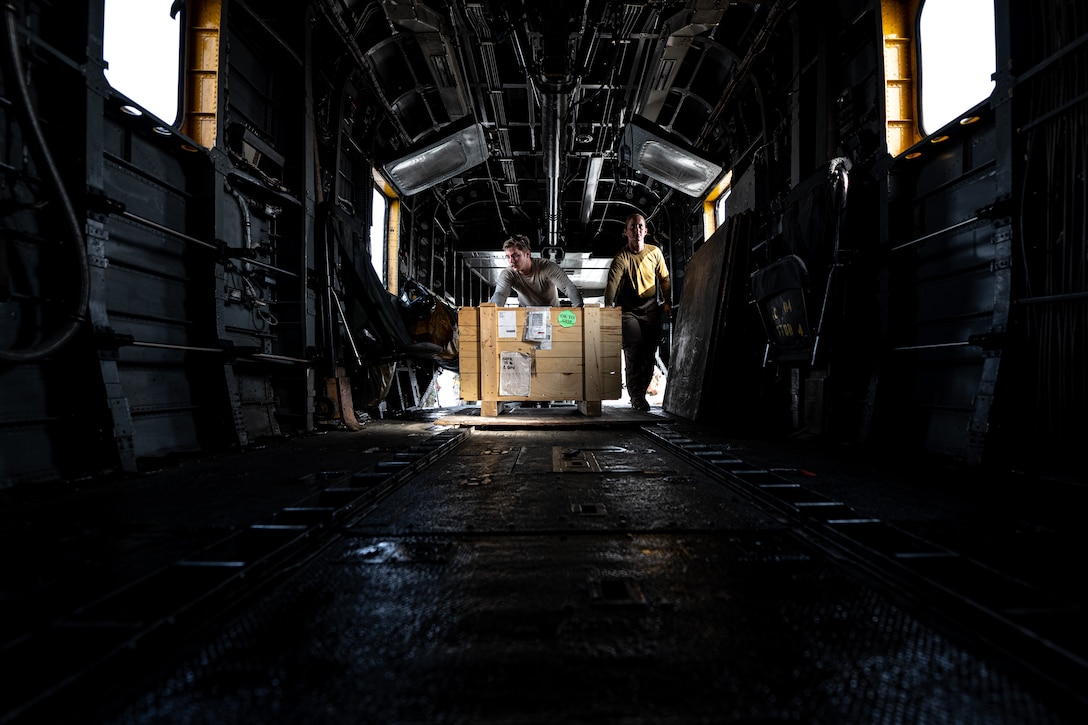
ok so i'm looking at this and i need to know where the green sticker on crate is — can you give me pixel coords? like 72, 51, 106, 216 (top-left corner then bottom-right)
557, 309, 577, 327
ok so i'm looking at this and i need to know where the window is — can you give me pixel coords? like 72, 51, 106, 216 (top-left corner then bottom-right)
370, 187, 388, 286
702, 170, 733, 241
371, 170, 401, 295
103, 0, 182, 124
918, 0, 995, 134
714, 187, 732, 228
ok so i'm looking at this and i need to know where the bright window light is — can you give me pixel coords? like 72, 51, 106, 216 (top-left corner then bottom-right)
103, 0, 181, 124
715, 187, 731, 227
918, 0, 995, 134
371, 188, 388, 286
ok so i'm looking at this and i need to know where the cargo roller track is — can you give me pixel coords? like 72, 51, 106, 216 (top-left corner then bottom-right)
0, 429, 468, 724
641, 423, 1088, 712
3, 420, 1085, 722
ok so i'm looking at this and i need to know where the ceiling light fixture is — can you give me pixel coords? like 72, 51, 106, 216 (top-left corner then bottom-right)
382, 122, 489, 196
580, 155, 604, 224
622, 115, 723, 197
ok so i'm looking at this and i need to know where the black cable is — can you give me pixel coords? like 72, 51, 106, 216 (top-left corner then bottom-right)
0, 3, 90, 362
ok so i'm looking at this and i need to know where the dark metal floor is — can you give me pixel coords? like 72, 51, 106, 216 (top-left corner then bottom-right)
1, 403, 1085, 724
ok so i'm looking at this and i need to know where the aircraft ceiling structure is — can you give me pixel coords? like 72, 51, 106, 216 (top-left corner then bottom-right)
312, 0, 768, 294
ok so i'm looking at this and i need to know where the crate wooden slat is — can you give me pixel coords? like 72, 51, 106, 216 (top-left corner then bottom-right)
458, 304, 622, 416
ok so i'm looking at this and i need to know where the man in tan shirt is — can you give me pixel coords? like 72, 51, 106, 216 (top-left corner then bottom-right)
603, 213, 671, 411
489, 235, 583, 307
489, 234, 582, 409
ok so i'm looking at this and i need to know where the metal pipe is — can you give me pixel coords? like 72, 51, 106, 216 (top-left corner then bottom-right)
120, 209, 218, 251
1014, 290, 1088, 306
251, 353, 313, 364
229, 255, 299, 278
541, 90, 567, 247
131, 341, 224, 353
889, 216, 979, 253
1012, 27, 1088, 86
1018, 88, 1088, 134
891, 341, 972, 352
233, 0, 303, 67
330, 288, 362, 368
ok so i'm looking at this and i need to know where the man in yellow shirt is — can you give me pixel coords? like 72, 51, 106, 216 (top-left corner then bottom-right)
603, 213, 671, 411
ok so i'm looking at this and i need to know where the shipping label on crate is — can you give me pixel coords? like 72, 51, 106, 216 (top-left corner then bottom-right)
498, 351, 532, 396
497, 310, 518, 338
523, 307, 552, 349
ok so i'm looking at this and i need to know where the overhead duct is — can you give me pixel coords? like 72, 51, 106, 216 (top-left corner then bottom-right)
640, 1, 725, 123
536, 12, 576, 250
541, 88, 568, 248
382, 1, 469, 121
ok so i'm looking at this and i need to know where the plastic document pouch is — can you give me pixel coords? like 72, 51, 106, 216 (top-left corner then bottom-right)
524, 308, 550, 343
499, 351, 532, 396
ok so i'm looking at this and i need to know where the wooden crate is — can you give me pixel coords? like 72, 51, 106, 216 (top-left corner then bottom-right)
458, 304, 622, 416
